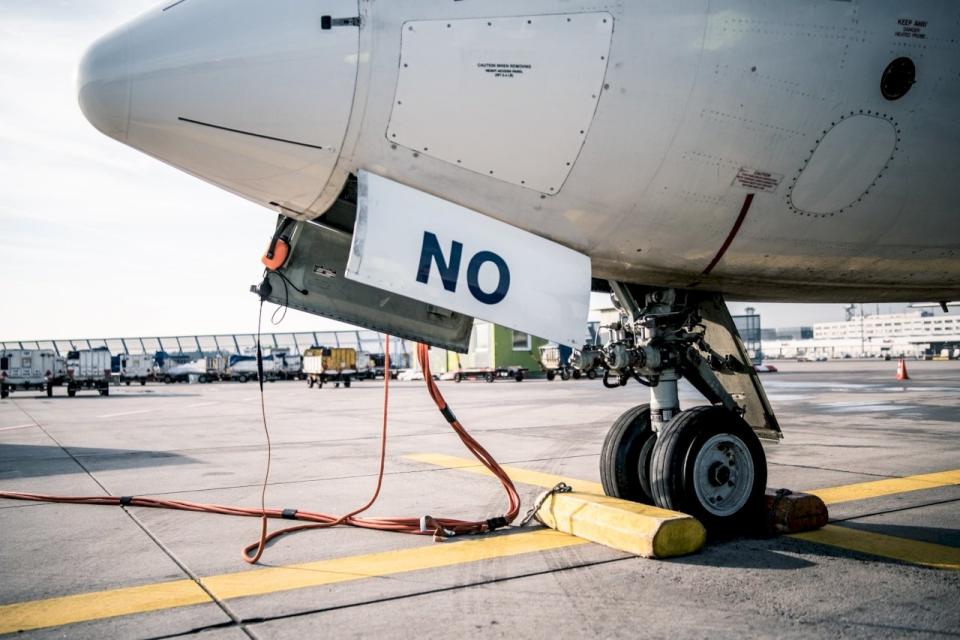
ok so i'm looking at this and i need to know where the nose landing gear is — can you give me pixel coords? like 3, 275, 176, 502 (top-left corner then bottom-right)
581, 284, 779, 534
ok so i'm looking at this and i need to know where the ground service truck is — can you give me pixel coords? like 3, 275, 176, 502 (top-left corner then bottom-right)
1, 350, 65, 398
65, 349, 112, 397
303, 347, 357, 388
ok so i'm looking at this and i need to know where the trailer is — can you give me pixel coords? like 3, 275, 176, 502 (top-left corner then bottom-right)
371, 352, 409, 379
356, 351, 376, 380
113, 353, 154, 385
538, 344, 598, 380
265, 347, 303, 381
303, 347, 357, 388
452, 367, 527, 383
65, 349, 112, 397
226, 354, 273, 383
1, 349, 65, 398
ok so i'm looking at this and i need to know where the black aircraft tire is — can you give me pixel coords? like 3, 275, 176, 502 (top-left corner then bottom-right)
560, 370, 571, 381
484, 372, 495, 383
650, 406, 766, 537
586, 369, 597, 380
546, 370, 555, 381
599, 404, 655, 504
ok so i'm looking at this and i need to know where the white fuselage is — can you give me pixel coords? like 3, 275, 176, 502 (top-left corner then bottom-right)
78, 1, 960, 302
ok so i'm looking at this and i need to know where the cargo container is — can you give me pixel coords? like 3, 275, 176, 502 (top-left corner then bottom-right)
303, 347, 357, 388
65, 349, 112, 397
1, 349, 65, 398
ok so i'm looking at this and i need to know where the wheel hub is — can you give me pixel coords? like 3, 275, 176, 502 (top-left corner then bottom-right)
692, 433, 754, 516
708, 461, 731, 486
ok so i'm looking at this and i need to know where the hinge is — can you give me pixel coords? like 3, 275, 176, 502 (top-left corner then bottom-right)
321, 15, 361, 29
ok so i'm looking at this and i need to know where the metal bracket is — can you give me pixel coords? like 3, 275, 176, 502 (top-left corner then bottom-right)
321, 16, 361, 29
609, 281, 643, 327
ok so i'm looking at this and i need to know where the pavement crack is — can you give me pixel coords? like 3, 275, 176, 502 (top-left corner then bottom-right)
8, 401, 260, 640
830, 496, 960, 523
238, 556, 630, 629
768, 461, 903, 479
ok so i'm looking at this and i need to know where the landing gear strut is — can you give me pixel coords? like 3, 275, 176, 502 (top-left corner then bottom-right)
578, 284, 780, 534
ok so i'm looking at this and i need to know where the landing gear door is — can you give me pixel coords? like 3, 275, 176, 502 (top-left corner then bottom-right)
255, 218, 475, 353
698, 295, 782, 440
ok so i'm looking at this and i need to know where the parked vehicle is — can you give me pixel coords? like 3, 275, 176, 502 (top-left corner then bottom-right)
1, 349, 65, 398
371, 352, 410, 378
538, 343, 600, 381
303, 347, 357, 388
278, 350, 304, 380
452, 367, 527, 383
356, 351, 376, 380
113, 353, 154, 385
65, 349, 112, 397
225, 353, 277, 383
158, 352, 228, 383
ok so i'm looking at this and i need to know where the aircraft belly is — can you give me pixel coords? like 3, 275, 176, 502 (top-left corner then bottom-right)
346, 1, 960, 301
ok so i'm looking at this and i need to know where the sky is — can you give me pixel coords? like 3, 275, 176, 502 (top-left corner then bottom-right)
0, 1, 917, 343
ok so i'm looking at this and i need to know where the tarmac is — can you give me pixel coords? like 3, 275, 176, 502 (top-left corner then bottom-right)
1, 359, 958, 639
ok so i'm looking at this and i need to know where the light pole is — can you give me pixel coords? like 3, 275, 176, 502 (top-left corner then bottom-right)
860, 304, 866, 357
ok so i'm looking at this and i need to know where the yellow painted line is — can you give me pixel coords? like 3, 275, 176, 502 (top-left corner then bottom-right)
409, 455, 960, 509
5, 461, 960, 634
410, 453, 960, 571
405, 453, 605, 495
791, 525, 960, 571
0, 529, 586, 635
0, 580, 210, 635
809, 469, 960, 505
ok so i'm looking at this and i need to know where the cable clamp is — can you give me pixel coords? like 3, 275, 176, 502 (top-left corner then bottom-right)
119, 496, 134, 506
520, 482, 573, 527
485, 516, 509, 532
281, 508, 299, 520
440, 406, 457, 424
420, 515, 456, 541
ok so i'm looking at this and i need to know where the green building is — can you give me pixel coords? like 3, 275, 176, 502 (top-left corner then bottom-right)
441, 321, 549, 374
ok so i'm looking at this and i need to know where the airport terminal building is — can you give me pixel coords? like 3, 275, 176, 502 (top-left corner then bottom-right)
762, 311, 960, 359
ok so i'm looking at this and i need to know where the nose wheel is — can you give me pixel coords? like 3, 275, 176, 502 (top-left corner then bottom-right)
599, 405, 766, 534
650, 406, 766, 534
599, 404, 655, 504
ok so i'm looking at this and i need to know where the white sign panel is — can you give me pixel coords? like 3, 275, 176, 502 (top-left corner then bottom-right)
346, 172, 591, 347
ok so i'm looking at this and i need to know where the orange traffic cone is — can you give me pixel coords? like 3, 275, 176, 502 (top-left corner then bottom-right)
896, 358, 910, 381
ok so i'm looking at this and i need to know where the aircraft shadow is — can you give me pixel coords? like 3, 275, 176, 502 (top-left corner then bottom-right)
0, 444, 194, 479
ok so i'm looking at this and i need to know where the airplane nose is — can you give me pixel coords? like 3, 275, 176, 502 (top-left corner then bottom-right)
77, 28, 131, 141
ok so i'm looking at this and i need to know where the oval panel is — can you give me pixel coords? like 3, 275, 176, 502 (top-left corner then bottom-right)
789, 114, 897, 216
